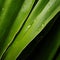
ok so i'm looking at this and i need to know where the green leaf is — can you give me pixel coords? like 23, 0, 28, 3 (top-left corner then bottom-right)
25, 13, 60, 60
0, 0, 5, 14
2, 0, 60, 60
17, 12, 59, 60
0, 0, 35, 59
0, 0, 24, 40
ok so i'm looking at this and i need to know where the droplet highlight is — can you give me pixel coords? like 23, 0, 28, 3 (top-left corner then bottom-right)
27, 25, 31, 29
2, 8, 4, 11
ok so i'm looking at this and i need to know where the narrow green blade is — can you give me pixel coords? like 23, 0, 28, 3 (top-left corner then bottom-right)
2, 0, 60, 60
0, 0, 5, 15
26, 13, 60, 60
0, 0, 35, 59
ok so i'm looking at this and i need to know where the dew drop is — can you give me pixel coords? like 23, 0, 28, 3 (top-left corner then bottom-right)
42, 24, 44, 27
27, 25, 31, 29
24, 25, 31, 33
25, 25, 31, 32
2, 8, 4, 11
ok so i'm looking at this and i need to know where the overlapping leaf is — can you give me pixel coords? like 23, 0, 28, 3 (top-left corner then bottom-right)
0, 0, 60, 60
1, 0, 60, 60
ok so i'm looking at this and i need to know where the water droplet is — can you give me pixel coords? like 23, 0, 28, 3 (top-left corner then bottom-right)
2, 8, 4, 11
25, 25, 31, 32
42, 24, 44, 27
27, 25, 31, 29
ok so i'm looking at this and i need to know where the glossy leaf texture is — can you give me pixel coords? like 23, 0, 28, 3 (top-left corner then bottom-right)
17, 12, 60, 60
1, 0, 60, 60
0, 0, 35, 59
25, 12, 60, 60
0, 0, 60, 60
